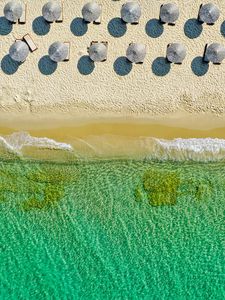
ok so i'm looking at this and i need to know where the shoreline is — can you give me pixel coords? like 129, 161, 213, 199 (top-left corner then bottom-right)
1, 113, 225, 161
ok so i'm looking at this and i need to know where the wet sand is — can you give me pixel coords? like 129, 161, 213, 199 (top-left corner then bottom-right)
1, 112, 225, 139
1, 113, 225, 159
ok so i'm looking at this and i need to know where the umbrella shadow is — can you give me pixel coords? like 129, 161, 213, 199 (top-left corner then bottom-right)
191, 56, 209, 76
38, 55, 57, 75
0, 17, 13, 35
113, 56, 132, 76
145, 19, 164, 38
1, 55, 20, 75
70, 17, 88, 36
184, 18, 203, 39
220, 21, 225, 37
108, 17, 127, 37
32, 16, 50, 36
152, 57, 171, 76
77, 55, 95, 75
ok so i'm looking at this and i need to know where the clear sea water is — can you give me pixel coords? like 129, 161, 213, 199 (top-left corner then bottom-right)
0, 158, 224, 299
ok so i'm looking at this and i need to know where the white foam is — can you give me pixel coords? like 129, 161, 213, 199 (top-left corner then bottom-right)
0, 132, 225, 162
1, 132, 73, 155
147, 137, 225, 161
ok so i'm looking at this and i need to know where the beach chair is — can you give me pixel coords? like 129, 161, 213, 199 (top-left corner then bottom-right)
56, 0, 64, 23
168, 21, 176, 26
203, 44, 208, 63
101, 41, 108, 61
19, 3, 27, 24
159, 4, 165, 24
131, 20, 139, 25
64, 42, 70, 61
93, 4, 102, 24
23, 34, 38, 52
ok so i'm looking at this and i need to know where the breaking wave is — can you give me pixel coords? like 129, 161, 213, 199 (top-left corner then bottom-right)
0, 132, 225, 162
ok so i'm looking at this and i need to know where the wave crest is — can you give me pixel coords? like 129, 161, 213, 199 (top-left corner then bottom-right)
0, 132, 225, 162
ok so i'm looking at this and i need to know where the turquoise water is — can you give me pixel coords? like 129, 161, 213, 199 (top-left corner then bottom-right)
0, 158, 225, 299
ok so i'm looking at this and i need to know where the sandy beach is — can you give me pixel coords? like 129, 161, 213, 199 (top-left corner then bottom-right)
1, 0, 225, 119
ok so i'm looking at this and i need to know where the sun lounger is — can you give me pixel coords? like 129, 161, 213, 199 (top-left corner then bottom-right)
93, 4, 102, 24
159, 4, 164, 24
23, 34, 38, 52
56, 0, 63, 23
197, 4, 203, 23
19, 3, 27, 24
203, 44, 208, 63
131, 20, 139, 25
101, 41, 108, 61
64, 42, 70, 61
90, 41, 98, 45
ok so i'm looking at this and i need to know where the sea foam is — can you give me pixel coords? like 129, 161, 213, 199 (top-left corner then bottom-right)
147, 137, 225, 161
0, 132, 225, 162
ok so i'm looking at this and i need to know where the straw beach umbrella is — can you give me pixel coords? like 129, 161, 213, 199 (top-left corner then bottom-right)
160, 3, 179, 24
48, 42, 68, 62
198, 3, 220, 24
42, 1, 62, 22
121, 2, 141, 23
4, 1, 23, 22
126, 43, 146, 63
166, 43, 187, 63
9, 40, 29, 62
88, 43, 107, 62
82, 2, 102, 22
204, 43, 225, 63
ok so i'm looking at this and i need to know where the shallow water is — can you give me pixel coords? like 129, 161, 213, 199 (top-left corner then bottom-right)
0, 158, 224, 299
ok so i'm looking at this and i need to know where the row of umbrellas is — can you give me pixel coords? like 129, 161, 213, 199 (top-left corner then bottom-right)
3, 1, 222, 25
8, 40, 225, 64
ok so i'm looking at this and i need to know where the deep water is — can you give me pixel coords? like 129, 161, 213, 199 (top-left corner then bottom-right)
0, 159, 224, 299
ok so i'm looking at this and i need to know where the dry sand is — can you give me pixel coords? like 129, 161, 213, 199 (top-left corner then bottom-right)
0, 0, 225, 121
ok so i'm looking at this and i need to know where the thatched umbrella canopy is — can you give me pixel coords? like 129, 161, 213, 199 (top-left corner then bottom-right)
4, 1, 23, 22
121, 2, 141, 23
160, 3, 179, 24
166, 43, 187, 63
82, 2, 102, 22
126, 43, 146, 63
48, 42, 68, 62
9, 40, 29, 62
198, 3, 220, 24
88, 43, 107, 62
42, 1, 62, 22
205, 43, 225, 63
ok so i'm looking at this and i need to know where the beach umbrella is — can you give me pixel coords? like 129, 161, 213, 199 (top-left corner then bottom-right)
160, 3, 179, 24
4, 1, 23, 22
126, 43, 146, 63
198, 3, 220, 24
204, 43, 225, 63
121, 2, 141, 23
82, 2, 102, 22
88, 43, 107, 62
48, 42, 68, 62
166, 43, 187, 63
9, 40, 29, 62
42, 1, 62, 22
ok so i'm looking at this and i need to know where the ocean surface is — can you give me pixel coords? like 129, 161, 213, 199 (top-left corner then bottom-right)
0, 133, 225, 299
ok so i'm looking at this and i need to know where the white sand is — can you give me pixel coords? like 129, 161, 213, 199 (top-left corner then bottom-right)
1, 0, 225, 118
